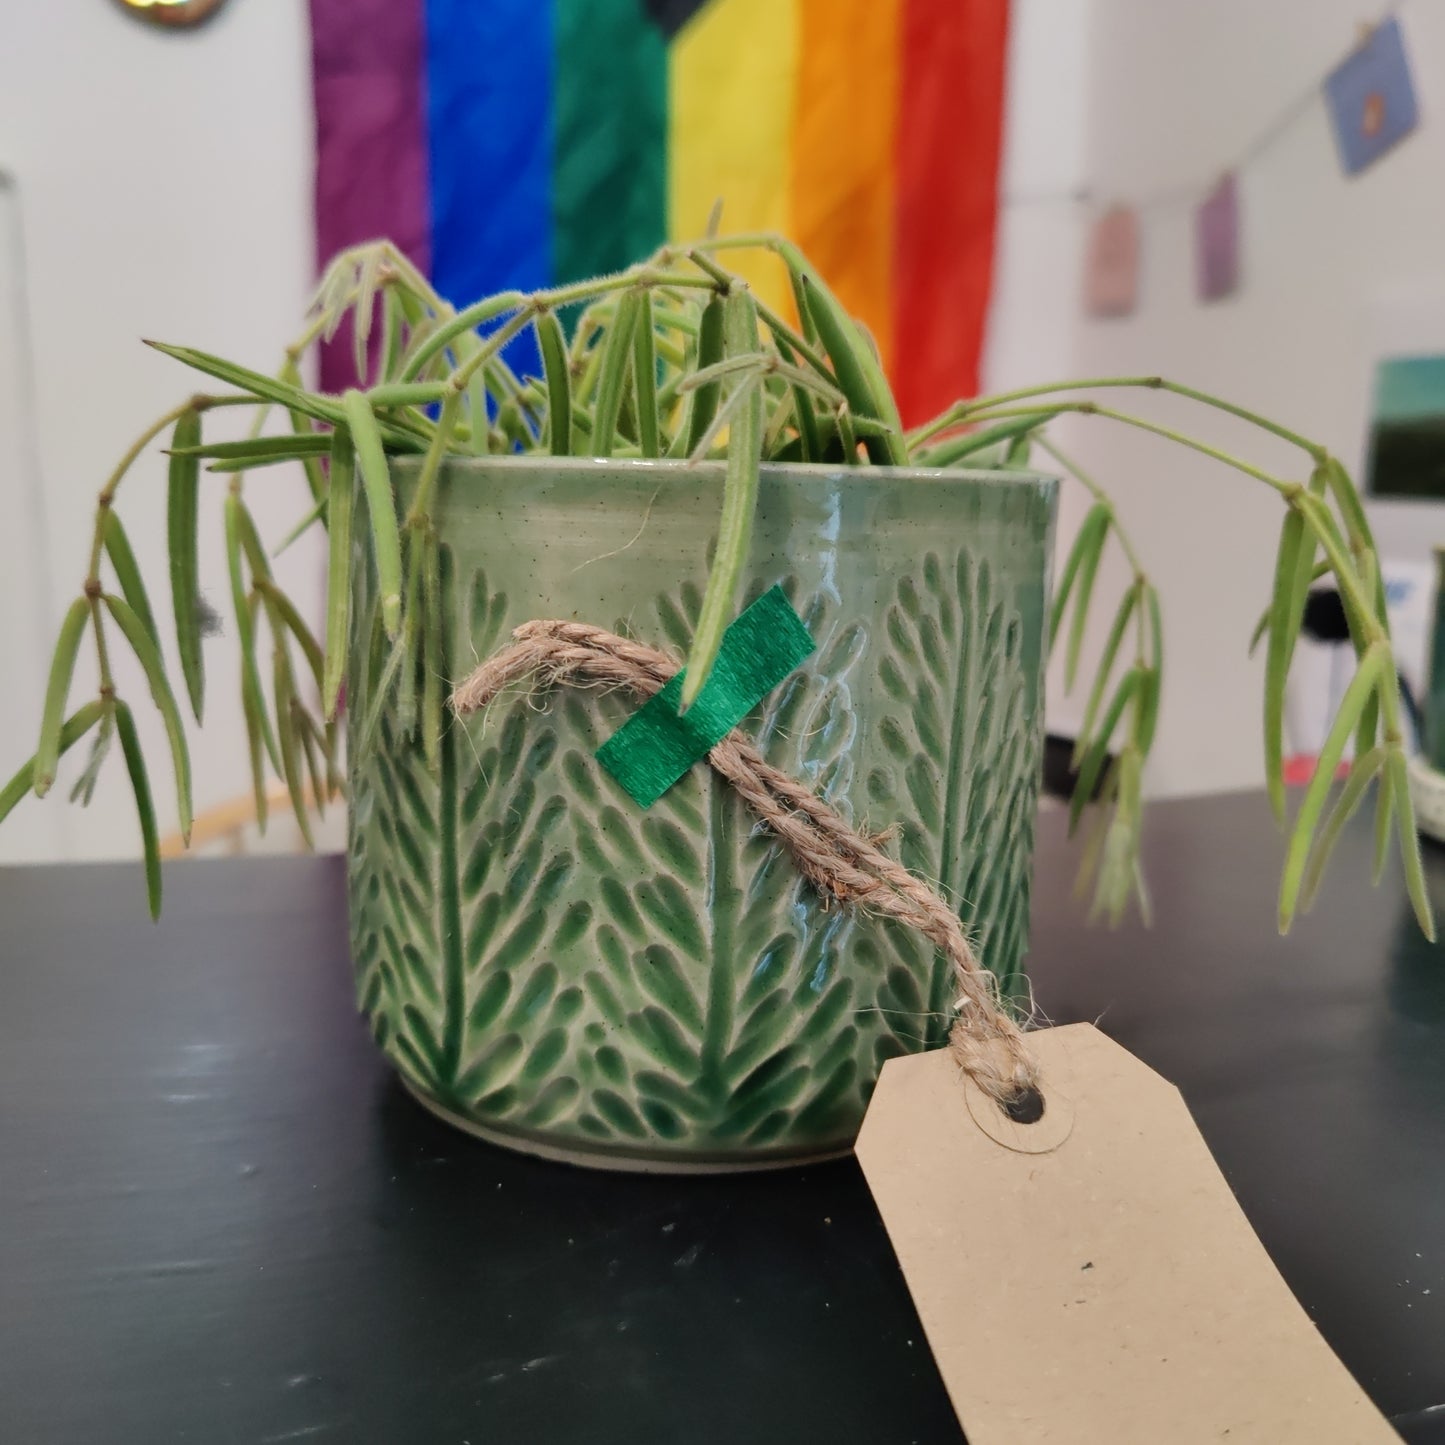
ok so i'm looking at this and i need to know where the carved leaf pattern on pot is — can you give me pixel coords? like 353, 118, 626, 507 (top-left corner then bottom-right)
346, 540, 1039, 1163
864, 549, 1037, 1007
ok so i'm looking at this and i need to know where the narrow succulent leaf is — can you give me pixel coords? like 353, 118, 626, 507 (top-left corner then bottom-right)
102, 594, 193, 842
590, 291, 640, 458
271, 635, 315, 851
678, 354, 768, 394
536, 308, 572, 456
1, 701, 105, 827
835, 404, 859, 465
1355, 682, 1381, 762
378, 283, 399, 384
1064, 509, 1111, 691
279, 360, 329, 506
772, 333, 820, 463
33, 597, 91, 798
1146, 584, 1164, 685
1388, 748, 1436, 941
785, 265, 817, 345
1049, 503, 1109, 652
1352, 551, 1383, 757
204, 450, 339, 475
1249, 561, 1331, 655
1301, 746, 1385, 911
101, 511, 160, 647
1263, 504, 1306, 822
1134, 663, 1162, 755
343, 390, 404, 637
296, 707, 330, 819
796, 269, 907, 465
846, 413, 900, 440
174, 434, 333, 463
762, 359, 847, 409
352, 246, 383, 381
1074, 582, 1141, 766
399, 290, 526, 382
241, 659, 269, 833
259, 584, 325, 696
761, 385, 797, 454
69, 707, 115, 806
113, 700, 162, 920
682, 290, 763, 710
322, 430, 355, 719
1004, 430, 1033, 467
1092, 748, 1144, 925
395, 531, 425, 736
365, 381, 451, 409
685, 377, 751, 464
1278, 644, 1385, 931
1373, 761, 1395, 884
464, 370, 491, 457
1070, 668, 1140, 835
1322, 455, 1380, 564
356, 632, 410, 758
686, 294, 726, 454
146, 342, 345, 426
421, 531, 444, 775
632, 291, 660, 458
233, 503, 275, 583
920, 411, 1063, 469
165, 410, 206, 722
495, 398, 531, 451
224, 495, 281, 773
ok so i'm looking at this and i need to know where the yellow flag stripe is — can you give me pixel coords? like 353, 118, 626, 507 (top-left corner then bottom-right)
667, 0, 800, 319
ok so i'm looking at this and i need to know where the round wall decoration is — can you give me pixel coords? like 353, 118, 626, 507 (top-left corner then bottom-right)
112, 0, 230, 30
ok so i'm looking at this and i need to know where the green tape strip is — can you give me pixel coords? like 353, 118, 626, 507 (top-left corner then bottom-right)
596, 586, 815, 808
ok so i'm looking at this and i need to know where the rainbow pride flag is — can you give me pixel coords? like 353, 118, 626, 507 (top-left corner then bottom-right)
309, 0, 1009, 424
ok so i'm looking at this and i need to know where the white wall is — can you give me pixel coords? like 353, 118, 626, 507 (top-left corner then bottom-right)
1032, 0, 1445, 798
0, 0, 317, 863
988, 0, 1092, 397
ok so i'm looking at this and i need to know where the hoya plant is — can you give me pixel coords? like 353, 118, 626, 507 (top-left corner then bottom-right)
0, 233, 1431, 946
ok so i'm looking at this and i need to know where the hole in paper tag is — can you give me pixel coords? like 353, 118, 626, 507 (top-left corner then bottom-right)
964, 1049, 1075, 1155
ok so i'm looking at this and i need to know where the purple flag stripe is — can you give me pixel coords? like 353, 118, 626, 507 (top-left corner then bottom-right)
309, 0, 431, 394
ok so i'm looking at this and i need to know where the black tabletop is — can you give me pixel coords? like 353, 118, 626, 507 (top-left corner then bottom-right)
1, 791, 1442, 1444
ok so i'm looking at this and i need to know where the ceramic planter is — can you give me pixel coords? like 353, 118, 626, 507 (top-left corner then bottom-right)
346, 458, 1056, 1170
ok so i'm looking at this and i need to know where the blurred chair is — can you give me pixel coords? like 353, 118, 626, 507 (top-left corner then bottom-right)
161, 783, 346, 859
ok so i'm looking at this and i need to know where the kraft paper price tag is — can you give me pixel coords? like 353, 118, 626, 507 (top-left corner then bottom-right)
856, 1024, 1397, 1443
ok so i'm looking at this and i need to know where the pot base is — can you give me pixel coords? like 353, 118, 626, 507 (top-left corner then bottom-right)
400, 1076, 854, 1175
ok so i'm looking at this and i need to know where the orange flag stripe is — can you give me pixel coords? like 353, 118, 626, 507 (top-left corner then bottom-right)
789, 0, 903, 377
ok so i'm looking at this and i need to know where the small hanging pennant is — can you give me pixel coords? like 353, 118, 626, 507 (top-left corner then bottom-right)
1324, 16, 1419, 176
1084, 206, 1140, 319
856, 1024, 1396, 1443
1195, 172, 1240, 302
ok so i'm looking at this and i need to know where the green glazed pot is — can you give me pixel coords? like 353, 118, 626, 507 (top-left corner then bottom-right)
346, 458, 1056, 1170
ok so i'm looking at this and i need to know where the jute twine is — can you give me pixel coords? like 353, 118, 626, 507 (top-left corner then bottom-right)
449, 618, 1044, 1122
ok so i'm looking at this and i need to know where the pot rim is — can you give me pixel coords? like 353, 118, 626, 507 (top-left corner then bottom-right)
393, 452, 1058, 494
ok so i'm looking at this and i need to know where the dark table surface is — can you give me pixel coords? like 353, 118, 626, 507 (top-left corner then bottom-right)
2, 790, 1443, 1444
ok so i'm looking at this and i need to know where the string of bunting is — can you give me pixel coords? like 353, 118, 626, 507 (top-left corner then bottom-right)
1005, 6, 1419, 314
